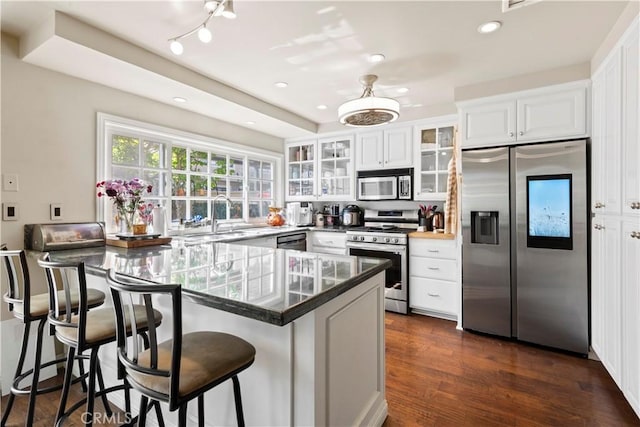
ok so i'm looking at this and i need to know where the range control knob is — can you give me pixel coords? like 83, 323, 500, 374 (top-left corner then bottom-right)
372, 237, 377, 242
393, 238, 399, 243
385, 237, 390, 243
360, 236, 365, 241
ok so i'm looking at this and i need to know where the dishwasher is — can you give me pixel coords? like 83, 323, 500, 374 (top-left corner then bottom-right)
276, 233, 307, 251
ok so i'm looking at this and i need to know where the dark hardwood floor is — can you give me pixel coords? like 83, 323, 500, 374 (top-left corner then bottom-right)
383, 313, 640, 427
2, 313, 639, 426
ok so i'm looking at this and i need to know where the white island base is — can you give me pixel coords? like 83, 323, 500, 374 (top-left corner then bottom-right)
88, 272, 387, 427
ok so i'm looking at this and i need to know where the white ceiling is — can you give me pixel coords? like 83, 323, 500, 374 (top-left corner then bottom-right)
0, 0, 629, 139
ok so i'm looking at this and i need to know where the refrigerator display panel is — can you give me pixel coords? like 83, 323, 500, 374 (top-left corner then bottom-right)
526, 174, 573, 250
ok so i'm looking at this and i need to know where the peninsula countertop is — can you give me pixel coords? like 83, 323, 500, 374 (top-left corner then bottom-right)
44, 241, 391, 326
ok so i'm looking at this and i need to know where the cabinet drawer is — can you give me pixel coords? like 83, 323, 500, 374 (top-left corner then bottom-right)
310, 231, 346, 248
409, 238, 457, 260
409, 257, 456, 281
410, 277, 457, 314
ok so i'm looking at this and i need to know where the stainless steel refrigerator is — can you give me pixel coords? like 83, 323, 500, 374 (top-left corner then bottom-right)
461, 140, 588, 354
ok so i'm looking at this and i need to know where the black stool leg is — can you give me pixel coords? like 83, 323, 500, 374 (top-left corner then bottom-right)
95, 359, 113, 416
77, 354, 88, 393
25, 318, 47, 426
178, 404, 187, 426
232, 375, 245, 427
84, 349, 99, 427
56, 346, 77, 424
198, 395, 205, 427
138, 395, 149, 427
0, 320, 31, 426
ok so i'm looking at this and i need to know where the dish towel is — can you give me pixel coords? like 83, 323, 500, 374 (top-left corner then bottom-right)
444, 129, 458, 235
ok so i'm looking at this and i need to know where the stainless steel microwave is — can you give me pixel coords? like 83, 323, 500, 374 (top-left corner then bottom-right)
357, 168, 413, 201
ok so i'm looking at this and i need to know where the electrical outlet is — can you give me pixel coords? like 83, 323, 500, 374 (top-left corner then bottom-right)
50, 203, 63, 220
2, 203, 18, 221
3, 174, 18, 192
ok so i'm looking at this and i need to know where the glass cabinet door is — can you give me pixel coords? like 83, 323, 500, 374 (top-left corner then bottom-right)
318, 136, 353, 199
416, 125, 455, 199
287, 142, 316, 199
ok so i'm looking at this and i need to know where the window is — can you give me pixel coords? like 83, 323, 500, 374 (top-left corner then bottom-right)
98, 114, 282, 233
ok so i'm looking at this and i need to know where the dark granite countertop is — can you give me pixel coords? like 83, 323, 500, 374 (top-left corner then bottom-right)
43, 241, 390, 326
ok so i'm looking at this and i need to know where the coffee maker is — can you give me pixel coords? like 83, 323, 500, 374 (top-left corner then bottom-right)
298, 202, 314, 226
286, 202, 314, 226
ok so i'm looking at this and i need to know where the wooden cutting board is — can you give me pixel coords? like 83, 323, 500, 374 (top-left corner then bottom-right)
106, 237, 172, 248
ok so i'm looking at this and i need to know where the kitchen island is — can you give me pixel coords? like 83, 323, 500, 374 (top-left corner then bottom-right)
46, 240, 390, 427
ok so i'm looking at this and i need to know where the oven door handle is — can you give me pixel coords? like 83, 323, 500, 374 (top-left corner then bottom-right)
347, 243, 407, 254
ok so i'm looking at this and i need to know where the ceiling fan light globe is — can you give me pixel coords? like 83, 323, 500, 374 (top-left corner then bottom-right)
170, 40, 184, 55
198, 27, 212, 43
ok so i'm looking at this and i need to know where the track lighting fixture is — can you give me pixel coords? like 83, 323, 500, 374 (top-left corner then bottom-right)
168, 0, 236, 55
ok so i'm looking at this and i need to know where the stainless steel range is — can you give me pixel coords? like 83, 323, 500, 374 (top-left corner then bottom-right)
345, 209, 418, 314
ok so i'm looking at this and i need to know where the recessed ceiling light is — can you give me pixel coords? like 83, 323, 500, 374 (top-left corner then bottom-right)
173, 97, 187, 103
317, 104, 328, 110
397, 87, 409, 94
246, 121, 256, 125
368, 53, 386, 63
478, 21, 502, 34
274, 82, 288, 88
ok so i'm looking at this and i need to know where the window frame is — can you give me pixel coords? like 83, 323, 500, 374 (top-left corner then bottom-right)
97, 113, 283, 233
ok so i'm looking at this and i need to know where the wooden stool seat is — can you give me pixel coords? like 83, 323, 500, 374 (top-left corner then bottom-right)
54, 306, 163, 346
13, 288, 105, 318
129, 331, 255, 398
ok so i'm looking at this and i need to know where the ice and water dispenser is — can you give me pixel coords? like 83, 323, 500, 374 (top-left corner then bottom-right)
471, 211, 499, 245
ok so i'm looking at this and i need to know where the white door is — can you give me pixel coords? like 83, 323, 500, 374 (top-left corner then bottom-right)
603, 49, 623, 215
459, 100, 516, 148
602, 216, 623, 387
355, 132, 383, 170
516, 87, 587, 142
383, 127, 413, 168
622, 218, 640, 417
591, 70, 606, 213
590, 217, 605, 359
621, 24, 640, 216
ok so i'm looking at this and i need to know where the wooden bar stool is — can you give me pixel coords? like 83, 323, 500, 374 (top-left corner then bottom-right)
106, 269, 256, 426
38, 256, 163, 427
0, 248, 106, 427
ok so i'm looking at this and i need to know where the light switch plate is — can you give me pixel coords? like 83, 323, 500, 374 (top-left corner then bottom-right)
50, 203, 63, 220
3, 174, 18, 192
2, 203, 18, 221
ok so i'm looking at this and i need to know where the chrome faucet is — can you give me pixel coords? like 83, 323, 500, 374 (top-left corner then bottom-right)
211, 195, 232, 234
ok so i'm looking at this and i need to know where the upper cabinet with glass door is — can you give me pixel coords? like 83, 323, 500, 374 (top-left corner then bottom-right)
285, 135, 354, 202
286, 141, 316, 201
414, 123, 455, 201
318, 135, 354, 201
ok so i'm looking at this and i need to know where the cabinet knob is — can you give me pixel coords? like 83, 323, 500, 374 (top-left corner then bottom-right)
509, 132, 514, 137
594, 224, 603, 230
631, 231, 638, 238
519, 131, 524, 136
594, 202, 605, 209
631, 202, 640, 209
427, 293, 440, 297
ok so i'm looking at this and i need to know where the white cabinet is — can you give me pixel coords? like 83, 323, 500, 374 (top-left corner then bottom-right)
621, 23, 640, 216
286, 140, 317, 201
591, 216, 622, 387
413, 121, 456, 201
409, 238, 459, 321
307, 231, 347, 255
592, 50, 622, 215
285, 135, 355, 202
622, 218, 640, 415
355, 127, 413, 170
458, 82, 588, 148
